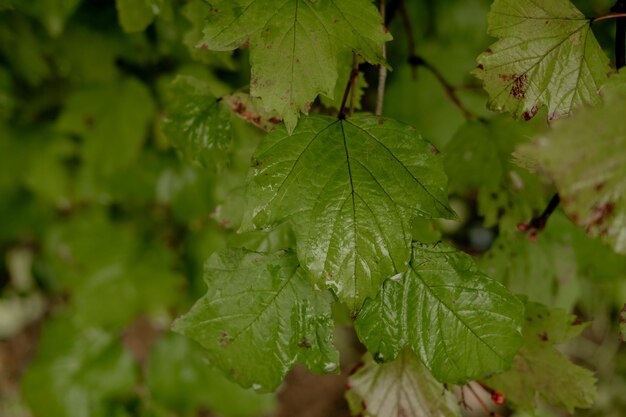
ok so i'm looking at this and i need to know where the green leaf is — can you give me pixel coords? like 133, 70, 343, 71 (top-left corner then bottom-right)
444, 117, 545, 231
146, 333, 276, 417
173, 249, 339, 392
242, 114, 453, 310
115, 0, 155, 32
199, 0, 391, 131
162, 75, 232, 169
518, 93, 626, 254
346, 350, 460, 417
15, 0, 82, 37
355, 242, 523, 384
486, 302, 596, 412
44, 211, 183, 329
56, 79, 155, 176
474, 0, 610, 121
21, 317, 137, 417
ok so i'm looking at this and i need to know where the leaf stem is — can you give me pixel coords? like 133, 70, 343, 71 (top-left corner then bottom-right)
396, 0, 478, 120
375, 0, 388, 116
338, 65, 359, 120
590, 12, 626, 24
517, 193, 560, 241
411, 56, 479, 121
349, 54, 359, 116
611, 1, 626, 69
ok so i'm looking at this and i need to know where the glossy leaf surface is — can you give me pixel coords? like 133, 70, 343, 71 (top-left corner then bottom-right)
474, 0, 610, 121
355, 243, 523, 383
242, 114, 453, 310
173, 249, 339, 392
162, 76, 232, 168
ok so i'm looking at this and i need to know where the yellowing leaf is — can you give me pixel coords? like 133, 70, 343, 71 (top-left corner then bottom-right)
474, 0, 610, 121
346, 350, 460, 417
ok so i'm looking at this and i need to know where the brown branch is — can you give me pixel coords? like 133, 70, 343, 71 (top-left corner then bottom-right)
590, 12, 626, 24
349, 54, 359, 116
398, 0, 418, 79
375, 0, 388, 116
338, 65, 360, 120
517, 193, 560, 241
409, 56, 479, 120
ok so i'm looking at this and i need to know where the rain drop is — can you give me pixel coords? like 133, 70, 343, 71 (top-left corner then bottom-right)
252, 383, 262, 391
389, 273, 402, 282
373, 352, 385, 363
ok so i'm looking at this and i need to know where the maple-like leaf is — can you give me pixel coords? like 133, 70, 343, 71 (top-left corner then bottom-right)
241, 114, 453, 310
199, 0, 391, 131
173, 249, 339, 392
162, 76, 232, 169
518, 90, 626, 254
346, 350, 460, 417
355, 242, 523, 384
486, 302, 596, 412
474, 0, 610, 121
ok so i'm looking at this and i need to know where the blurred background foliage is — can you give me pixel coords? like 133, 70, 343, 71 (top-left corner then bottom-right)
0, 0, 624, 417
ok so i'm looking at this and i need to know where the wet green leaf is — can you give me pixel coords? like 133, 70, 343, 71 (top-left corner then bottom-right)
355, 242, 523, 384
173, 249, 339, 391
162, 75, 232, 169
474, 0, 610, 121
199, 0, 391, 131
242, 114, 453, 310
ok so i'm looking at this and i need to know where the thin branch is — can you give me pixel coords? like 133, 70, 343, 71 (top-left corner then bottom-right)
611, 1, 626, 69
398, 0, 418, 79
517, 193, 560, 241
375, 0, 388, 116
338, 66, 360, 120
412, 56, 479, 120
590, 12, 626, 24
349, 54, 359, 116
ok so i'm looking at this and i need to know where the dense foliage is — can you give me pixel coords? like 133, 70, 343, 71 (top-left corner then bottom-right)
1, 1, 625, 417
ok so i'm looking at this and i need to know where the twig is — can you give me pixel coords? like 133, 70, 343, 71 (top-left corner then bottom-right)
611, 1, 626, 69
517, 193, 560, 241
349, 54, 359, 116
465, 383, 500, 417
396, 0, 478, 120
375, 0, 388, 116
398, 0, 418, 79
410, 56, 479, 120
590, 12, 626, 24
338, 66, 360, 120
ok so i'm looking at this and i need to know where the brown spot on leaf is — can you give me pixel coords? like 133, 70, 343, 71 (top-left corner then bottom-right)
429, 144, 440, 154
538, 332, 548, 342
198, 43, 209, 49
477, 63, 484, 70
378, 118, 385, 125
594, 182, 605, 191
586, 201, 615, 232
219, 331, 233, 346
269, 117, 282, 125
523, 104, 538, 121
297, 339, 312, 348
511, 74, 528, 99
486, 48, 493, 54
